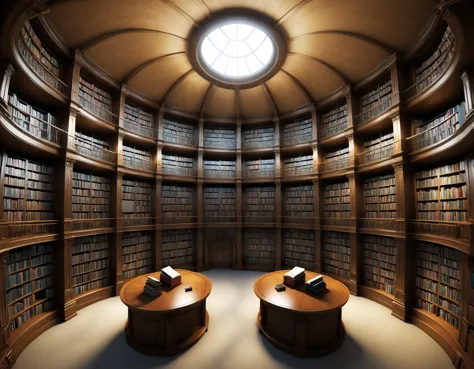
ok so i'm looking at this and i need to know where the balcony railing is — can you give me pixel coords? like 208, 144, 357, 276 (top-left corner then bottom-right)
203, 169, 235, 178
413, 220, 471, 243
162, 166, 196, 177
283, 166, 313, 177
122, 217, 154, 227
244, 215, 275, 223
203, 215, 236, 223
8, 104, 62, 145
72, 218, 114, 231
357, 141, 395, 165
242, 139, 274, 149
243, 169, 275, 178
121, 155, 154, 171
356, 97, 393, 125
282, 216, 316, 225
203, 141, 237, 150
162, 134, 197, 146
77, 95, 117, 124
75, 136, 116, 163
322, 218, 353, 227
359, 218, 398, 231
406, 112, 462, 152
320, 118, 348, 139
17, 35, 70, 97
320, 157, 350, 173
121, 118, 156, 139
0, 220, 58, 240
162, 216, 197, 224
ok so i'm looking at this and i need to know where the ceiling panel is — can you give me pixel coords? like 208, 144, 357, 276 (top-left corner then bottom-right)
289, 34, 391, 82
265, 72, 309, 113
239, 86, 273, 119
282, 0, 436, 50
84, 32, 186, 81
165, 72, 211, 113
203, 0, 302, 22
203, 86, 236, 118
127, 54, 192, 101
170, 0, 212, 23
282, 54, 344, 101
46, 0, 191, 47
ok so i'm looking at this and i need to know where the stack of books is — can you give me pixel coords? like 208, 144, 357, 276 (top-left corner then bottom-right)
144, 276, 162, 298
160, 266, 182, 288
284, 266, 306, 288
306, 275, 326, 296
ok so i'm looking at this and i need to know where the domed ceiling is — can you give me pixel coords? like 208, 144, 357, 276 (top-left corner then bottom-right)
44, 0, 438, 120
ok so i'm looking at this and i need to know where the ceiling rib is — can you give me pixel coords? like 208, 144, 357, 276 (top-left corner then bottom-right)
79, 29, 187, 51
200, 84, 214, 119
260, 83, 279, 119
290, 30, 395, 54
199, 0, 213, 16
161, 69, 195, 107
280, 69, 313, 104
276, 0, 314, 27
161, 0, 199, 26
123, 52, 186, 84
287, 52, 350, 84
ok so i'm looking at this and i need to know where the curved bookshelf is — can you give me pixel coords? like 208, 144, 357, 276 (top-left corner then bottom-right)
1, 8, 474, 369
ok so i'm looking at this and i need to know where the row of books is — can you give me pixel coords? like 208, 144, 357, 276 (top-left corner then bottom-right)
283, 118, 313, 145
163, 119, 196, 145
321, 105, 348, 137
73, 278, 109, 297
243, 127, 274, 148
416, 161, 465, 179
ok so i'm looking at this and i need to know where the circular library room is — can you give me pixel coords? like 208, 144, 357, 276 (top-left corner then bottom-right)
0, 1, 473, 368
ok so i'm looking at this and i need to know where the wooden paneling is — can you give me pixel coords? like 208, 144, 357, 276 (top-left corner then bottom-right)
266, 72, 309, 113
239, 87, 273, 119
165, 72, 210, 113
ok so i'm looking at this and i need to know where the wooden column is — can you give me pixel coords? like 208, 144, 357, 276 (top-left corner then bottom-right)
0, 63, 14, 114
112, 231, 123, 294
118, 88, 126, 128
312, 144, 319, 175
0, 254, 9, 349
236, 120, 242, 178
390, 61, 402, 107
346, 88, 357, 129
0, 151, 6, 224
157, 108, 164, 141
66, 107, 79, 150
61, 159, 75, 234
392, 162, 414, 321
460, 254, 471, 353
116, 133, 124, 167
461, 71, 474, 117
311, 105, 318, 142
348, 173, 360, 295
235, 181, 243, 269
111, 172, 123, 229
156, 142, 163, 174
70, 60, 82, 103
313, 179, 323, 272
275, 149, 281, 178
153, 177, 162, 271
58, 237, 76, 321
274, 118, 280, 147
197, 181, 204, 271
275, 178, 282, 270
391, 112, 403, 155
348, 134, 356, 168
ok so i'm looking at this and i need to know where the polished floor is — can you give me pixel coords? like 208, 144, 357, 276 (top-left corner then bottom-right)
13, 270, 454, 369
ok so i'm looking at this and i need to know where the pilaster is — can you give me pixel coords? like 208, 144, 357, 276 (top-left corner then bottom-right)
0, 254, 9, 349
62, 159, 75, 234
461, 71, 474, 117
70, 60, 82, 103
0, 63, 14, 114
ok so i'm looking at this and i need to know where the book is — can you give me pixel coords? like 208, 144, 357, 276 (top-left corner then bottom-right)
284, 267, 306, 287
162, 266, 180, 279
275, 284, 286, 292
160, 266, 182, 288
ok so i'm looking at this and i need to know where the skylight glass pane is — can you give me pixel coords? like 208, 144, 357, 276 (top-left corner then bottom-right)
246, 53, 263, 74
208, 28, 228, 50
254, 37, 273, 65
246, 28, 266, 50
201, 21, 274, 79
212, 54, 229, 75
201, 38, 220, 65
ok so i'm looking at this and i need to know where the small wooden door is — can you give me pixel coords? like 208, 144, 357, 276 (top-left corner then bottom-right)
209, 236, 233, 268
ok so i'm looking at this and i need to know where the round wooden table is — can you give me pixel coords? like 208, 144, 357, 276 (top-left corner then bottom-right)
254, 270, 349, 357
120, 270, 212, 356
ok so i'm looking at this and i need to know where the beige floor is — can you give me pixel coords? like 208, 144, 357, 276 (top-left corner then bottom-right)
13, 270, 454, 369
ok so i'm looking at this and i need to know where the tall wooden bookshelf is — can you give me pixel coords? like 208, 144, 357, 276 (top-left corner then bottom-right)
320, 104, 348, 138
72, 171, 110, 228
243, 185, 275, 222
415, 161, 467, 222
8, 94, 59, 143
283, 154, 313, 176
2, 155, 54, 222
359, 80, 392, 123
78, 77, 114, 122
244, 228, 275, 266
411, 103, 465, 150
122, 231, 153, 281
415, 241, 461, 329
361, 132, 394, 164
283, 117, 313, 146
242, 126, 274, 148
162, 229, 194, 267
5, 243, 55, 331
415, 26, 455, 93
75, 131, 113, 163
283, 229, 315, 270
322, 147, 349, 172
243, 158, 275, 178
324, 180, 350, 219
162, 154, 194, 176
122, 179, 151, 222
162, 184, 195, 223
71, 235, 110, 297
203, 159, 236, 178
203, 186, 236, 221
364, 174, 396, 219
203, 127, 236, 149
363, 235, 397, 295
122, 145, 153, 171
323, 231, 351, 279
18, 21, 66, 94
162, 118, 196, 146
283, 184, 314, 221
123, 102, 154, 137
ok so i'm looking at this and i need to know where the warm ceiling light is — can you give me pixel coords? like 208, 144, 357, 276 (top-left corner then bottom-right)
200, 21, 275, 80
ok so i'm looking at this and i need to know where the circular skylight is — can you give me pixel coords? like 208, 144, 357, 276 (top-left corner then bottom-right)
200, 22, 275, 79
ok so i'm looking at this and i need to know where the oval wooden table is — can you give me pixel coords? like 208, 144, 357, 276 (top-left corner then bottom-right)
120, 270, 212, 356
254, 271, 350, 357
